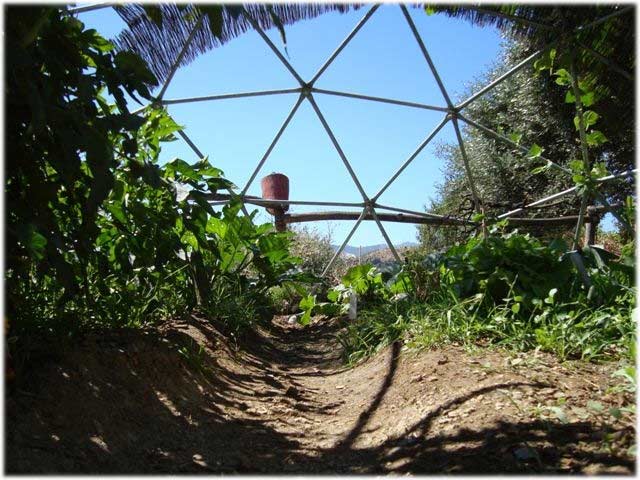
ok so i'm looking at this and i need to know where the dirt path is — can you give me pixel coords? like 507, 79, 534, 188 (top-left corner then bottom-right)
6, 315, 635, 474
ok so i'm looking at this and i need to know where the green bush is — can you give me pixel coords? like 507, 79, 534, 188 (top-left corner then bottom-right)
332, 230, 636, 362
5, 7, 305, 344
268, 284, 303, 314
290, 225, 357, 286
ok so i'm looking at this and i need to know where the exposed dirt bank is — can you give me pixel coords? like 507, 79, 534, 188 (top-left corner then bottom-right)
6, 315, 635, 474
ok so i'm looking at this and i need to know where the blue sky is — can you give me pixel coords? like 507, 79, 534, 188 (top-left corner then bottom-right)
80, 5, 507, 247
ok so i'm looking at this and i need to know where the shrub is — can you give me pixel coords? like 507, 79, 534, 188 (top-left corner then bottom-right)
289, 225, 357, 286
330, 231, 636, 362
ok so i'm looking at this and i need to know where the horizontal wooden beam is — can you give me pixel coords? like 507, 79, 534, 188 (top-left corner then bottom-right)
283, 210, 615, 227
206, 192, 621, 228
283, 211, 475, 226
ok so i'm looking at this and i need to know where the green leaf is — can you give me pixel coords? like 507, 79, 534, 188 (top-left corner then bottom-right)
565, 90, 576, 104
573, 115, 581, 131
299, 310, 312, 326
583, 110, 599, 128
527, 144, 543, 159
568, 159, 584, 173
511, 302, 521, 314
21, 225, 47, 260
425, 5, 436, 15
508, 132, 523, 145
590, 162, 608, 179
106, 202, 128, 225
299, 294, 316, 312
554, 68, 572, 86
165, 159, 200, 182
181, 230, 199, 251
533, 48, 555, 73
471, 212, 485, 223
114, 51, 157, 87
609, 407, 622, 420
586, 130, 608, 147
531, 161, 552, 175
580, 91, 595, 107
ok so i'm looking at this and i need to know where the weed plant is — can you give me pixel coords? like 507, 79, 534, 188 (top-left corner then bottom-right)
315, 230, 636, 365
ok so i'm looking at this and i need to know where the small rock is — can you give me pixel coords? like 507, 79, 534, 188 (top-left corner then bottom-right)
514, 446, 537, 461
285, 386, 299, 398
391, 293, 409, 302
287, 315, 299, 325
437, 357, 449, 365
428, 376, 438, 382
398, 434, 421, 447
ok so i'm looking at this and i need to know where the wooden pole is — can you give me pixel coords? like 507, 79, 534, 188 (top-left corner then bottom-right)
274, 208, 287, 232
282, 210, 598, 227
584, 205, 599, 246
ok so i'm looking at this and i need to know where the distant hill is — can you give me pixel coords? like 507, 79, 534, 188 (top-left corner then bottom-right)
332, 242, 417, 257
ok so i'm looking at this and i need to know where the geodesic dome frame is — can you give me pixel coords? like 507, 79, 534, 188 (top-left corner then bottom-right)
71, 3, 636, 276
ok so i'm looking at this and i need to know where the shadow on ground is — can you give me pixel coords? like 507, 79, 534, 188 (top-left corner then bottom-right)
5, 315, 635, 474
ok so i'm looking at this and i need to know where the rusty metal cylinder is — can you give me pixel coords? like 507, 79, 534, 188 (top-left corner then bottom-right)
261, 173, 289, 215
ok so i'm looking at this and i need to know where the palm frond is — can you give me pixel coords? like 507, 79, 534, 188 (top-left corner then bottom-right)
113, 4, 359, 86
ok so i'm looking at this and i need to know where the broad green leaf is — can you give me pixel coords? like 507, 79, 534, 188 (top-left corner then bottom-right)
591, 162, 608, 178
554, 68, 572, 86
569, 159, 584, 173
508, 132, 523, 144
583, 110, 599, 127
181, 230, 199, 251
22, 225, 47, 260
565, 90, 576, 104
586, 130, 608, 147
106, 203, 128, 225
580, 91, 595, 107
527, 143, 543, 159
